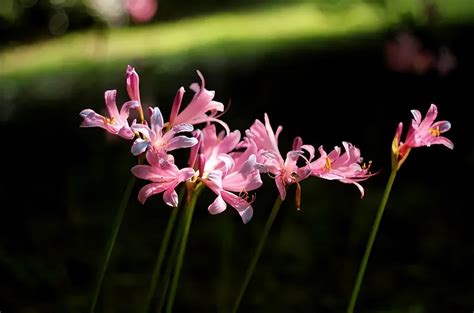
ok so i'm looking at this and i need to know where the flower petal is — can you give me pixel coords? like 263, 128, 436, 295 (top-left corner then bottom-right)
208, 194, 227, 215
137, 183, 167, 204
131, 138, 150, 156
163, 188, 179, 207
166, 136, 198, 151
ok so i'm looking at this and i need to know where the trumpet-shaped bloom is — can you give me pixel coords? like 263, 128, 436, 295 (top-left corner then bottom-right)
310, 142, 373, 197
80, 90, 138, 139
393, 104, 453, 168
131, 107, 198, 159
241, 114, 314, 202
131, 152, 195, 207
168, 71, 229, 133
190, 124, 262, 223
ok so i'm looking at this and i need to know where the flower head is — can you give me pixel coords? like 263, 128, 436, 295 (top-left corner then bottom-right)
131, 107, 198, 162
241, 114, 314, 206
310, 142, 373, 197
190, 124, 262, 223
392, 104, 453, 169
131, 151, 195, 207
168, 71, 229, 133
80, 90, 138, 139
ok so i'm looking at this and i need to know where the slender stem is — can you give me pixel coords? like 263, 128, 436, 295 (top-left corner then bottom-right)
90, 176, 136, 313
143, 188, 185, 313
166, 184, 204, 313
155, 190, 193, 312
347, 169, 398, 313
231, 196, 283, 313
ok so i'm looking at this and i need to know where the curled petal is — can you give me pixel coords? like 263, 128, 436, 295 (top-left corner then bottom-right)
169, 87, 185, 126
131, 138, 150, 156
208, 194, 227, 215
137, 183, 167, 204
221, 191, 253, 224
166, 136, 198, 151
163, 188, 179, 207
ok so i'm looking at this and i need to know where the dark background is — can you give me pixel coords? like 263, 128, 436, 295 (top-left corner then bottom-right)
0, 0, 472, 312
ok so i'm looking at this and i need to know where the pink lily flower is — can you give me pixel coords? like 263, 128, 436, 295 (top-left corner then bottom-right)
190, 124, 262, 223
393, 103, 453, 169
241, 114, 314, 203
310, 142, 373, 197
168, 71, 229, 133
131, 151, 195, 207
131, 107, 198, 160
80, 90, 138, 139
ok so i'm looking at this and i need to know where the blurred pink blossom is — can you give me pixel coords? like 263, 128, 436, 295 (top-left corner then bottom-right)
125, 0, 158, 23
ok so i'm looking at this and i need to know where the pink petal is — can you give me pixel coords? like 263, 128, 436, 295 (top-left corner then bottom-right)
208, 194, 227, 215
126, 65, 140, 102
163, 188, 179, 207
137, 183, 167, 204
131, 164, 155, 180
221, 191, 253, 224
120, 100, 139, 120
150, 107, 164, 133
131, 138, 149, 155
431, 120, 451, 133
166, 136, 198, 151
104, 90, 120, 119
169, 87, 185, 126
433, 136, 454, 149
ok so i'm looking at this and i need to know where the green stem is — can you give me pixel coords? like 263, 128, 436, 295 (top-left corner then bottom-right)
155, 190, 193, 312
231, 196, 283, 313
143, 188, 185, 313
347, 169, 398, 313
165, 184, 204, 313
90, 176, 136, 313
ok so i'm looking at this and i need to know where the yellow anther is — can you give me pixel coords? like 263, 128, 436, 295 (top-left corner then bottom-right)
325, 158, 332, 171
362, 160, 372, 170
102, 116, 115, 125
429, 126, 440, 137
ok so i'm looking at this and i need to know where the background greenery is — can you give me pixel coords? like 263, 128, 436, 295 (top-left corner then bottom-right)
0, 0, 472, 312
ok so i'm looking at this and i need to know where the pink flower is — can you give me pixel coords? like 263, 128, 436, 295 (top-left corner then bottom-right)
385, 32, 434, 74
393, 103, 453, 169
131, 152, 195, 207
125, 0, 158, 23
80, 90, 138, 139
131, 107, 198, 160
241, 114, 314, 204
191, 125, 262, 223
310, 142, 373, 197
168, 71, 229, 133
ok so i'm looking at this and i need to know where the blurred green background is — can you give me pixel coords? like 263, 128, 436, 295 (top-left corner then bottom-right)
0, 0, 473, 312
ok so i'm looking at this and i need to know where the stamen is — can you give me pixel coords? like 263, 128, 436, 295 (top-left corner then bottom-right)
325, 158, 332, 171
102, 116, 115, 125
362, 160, 372, 170
295, 182, 302, 211
429, 126, 440, 137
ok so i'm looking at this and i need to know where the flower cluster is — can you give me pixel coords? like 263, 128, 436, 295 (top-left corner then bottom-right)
80, 66, 374, 223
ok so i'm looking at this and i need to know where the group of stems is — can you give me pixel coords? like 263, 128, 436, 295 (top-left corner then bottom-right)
90, 181, 203, 313
91, 167, 400, 313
